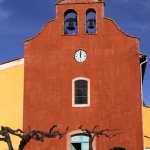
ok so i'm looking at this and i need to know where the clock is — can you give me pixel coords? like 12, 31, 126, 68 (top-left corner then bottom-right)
74, 49, 87, 62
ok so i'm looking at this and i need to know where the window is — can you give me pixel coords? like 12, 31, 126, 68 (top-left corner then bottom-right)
75, 80, 87, 104
67, 130, 96, 150
72, 77, 90, 107
71, 135, 89, 150
64, 9, 78, 35
86, 8, 96, 34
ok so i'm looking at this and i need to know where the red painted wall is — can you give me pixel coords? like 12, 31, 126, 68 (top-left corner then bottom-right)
23, 1, 143, 150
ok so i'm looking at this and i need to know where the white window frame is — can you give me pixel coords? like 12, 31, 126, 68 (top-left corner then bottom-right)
72, 77, 90, 107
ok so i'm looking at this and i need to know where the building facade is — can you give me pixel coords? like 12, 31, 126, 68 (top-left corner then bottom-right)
0, 0, 149, 150
0, 58, 24, 150
143, 106, 150, 149
22, 0, 146, 149
0, 57, 149, 149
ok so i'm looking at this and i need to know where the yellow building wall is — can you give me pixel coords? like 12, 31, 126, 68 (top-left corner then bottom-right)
0, 58, 24, 150
143, 106, 150, 148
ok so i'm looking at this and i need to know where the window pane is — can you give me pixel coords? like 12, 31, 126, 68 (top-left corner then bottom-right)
74, 80, 88, 104
82, 143, 89, 150
82, 135, 89, 142
71, 143, 81, 150
71, 135, 81, 142
75, 96, 87, 104
75, 80, 87, 88
71, 135, 89, 150
75, 88, 87, 96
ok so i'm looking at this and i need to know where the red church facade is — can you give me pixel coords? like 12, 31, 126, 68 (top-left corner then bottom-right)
23, 0, 144, 149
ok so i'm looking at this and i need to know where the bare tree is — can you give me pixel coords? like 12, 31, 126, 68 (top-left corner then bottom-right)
0, 126, 23, 150
144, 135, 150, 139
18, 125, 69, 150
36, 124, 69, 139
79, 125, 123, 150
17, 126, 44, 150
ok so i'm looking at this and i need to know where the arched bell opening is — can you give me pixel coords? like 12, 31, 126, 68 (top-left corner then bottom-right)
64, 9, 78, 35
86, 8, 96, 34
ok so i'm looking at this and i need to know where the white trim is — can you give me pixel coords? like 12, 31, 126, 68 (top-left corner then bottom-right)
0, 58, 24, 70
72, 77, 90, 107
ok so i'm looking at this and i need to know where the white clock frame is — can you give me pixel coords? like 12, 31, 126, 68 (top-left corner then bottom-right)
74, 49, 87, 63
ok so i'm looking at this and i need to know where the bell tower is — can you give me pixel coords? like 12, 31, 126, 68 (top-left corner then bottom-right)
23, 0, 143, 149
55, 0, 105, 35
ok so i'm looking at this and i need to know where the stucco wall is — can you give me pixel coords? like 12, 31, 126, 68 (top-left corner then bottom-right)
23, 1, 143, 150
143, 106, 150, 148
0, 58, 24, 150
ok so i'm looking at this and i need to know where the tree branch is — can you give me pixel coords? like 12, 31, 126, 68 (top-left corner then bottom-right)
144, 135, 150, 139
79, 125, 122, 150
49, 124, 57, 134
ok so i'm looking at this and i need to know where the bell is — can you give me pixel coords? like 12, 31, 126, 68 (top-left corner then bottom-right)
64, 29, 68, 34
88, 20, 95, 29
66, 21, 75, 31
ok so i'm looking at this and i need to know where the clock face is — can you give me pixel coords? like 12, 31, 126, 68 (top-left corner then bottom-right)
74, 49, 87, 63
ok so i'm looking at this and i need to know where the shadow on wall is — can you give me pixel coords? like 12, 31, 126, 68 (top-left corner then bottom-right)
109, 147, 126, 150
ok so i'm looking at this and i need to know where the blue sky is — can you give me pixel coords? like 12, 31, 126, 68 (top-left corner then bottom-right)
0, 0, 150, 105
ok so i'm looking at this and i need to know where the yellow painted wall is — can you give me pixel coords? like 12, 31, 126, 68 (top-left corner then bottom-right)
0, 59, 24, 150
143, 106, 150, 148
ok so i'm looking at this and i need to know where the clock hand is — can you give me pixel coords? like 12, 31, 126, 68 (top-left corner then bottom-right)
80, 50, 81, 58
